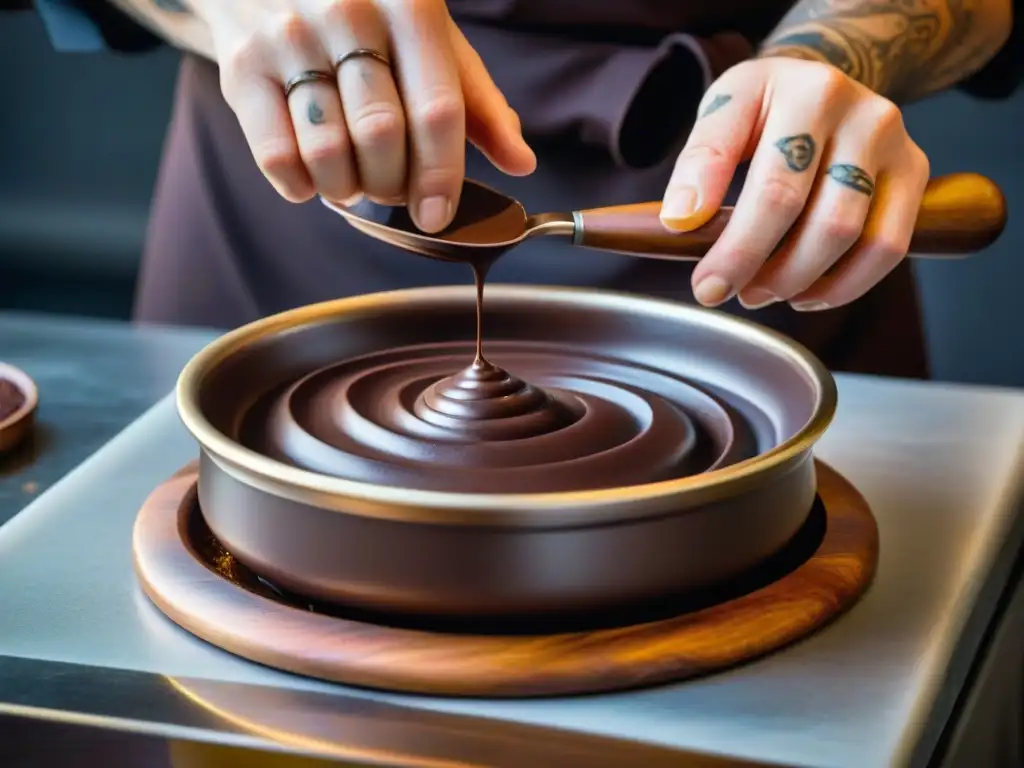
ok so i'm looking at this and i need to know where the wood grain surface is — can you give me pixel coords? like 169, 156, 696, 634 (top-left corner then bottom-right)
133, 460, 878, 698
577, 172, 1006, 257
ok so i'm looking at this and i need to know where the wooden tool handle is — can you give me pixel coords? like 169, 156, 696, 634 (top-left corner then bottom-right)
576, 172, 1007, 259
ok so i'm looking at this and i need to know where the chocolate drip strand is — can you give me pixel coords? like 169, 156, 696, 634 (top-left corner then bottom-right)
237, 257, 772, 494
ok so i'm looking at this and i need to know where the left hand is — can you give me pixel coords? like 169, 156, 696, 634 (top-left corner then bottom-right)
660, 57, 930, 312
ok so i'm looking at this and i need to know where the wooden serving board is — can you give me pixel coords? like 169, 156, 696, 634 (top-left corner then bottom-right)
133, 460, 878, 698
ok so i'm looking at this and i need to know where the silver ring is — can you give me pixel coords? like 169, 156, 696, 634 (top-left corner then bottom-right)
335, 48, 391, 70
283, 70, 336, 99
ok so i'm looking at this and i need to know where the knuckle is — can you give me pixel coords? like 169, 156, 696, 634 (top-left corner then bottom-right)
868, 97, 906, 137
413, 166, 463, 197
219, 38, 265, 85
301, 134, 350, 166
272, 12, 313, 48
349, 107, 405, 149
411, 92, 464, 133
323, 0, 372, 25
821, 215, 864, 245
813, 66, 852, 100
759, 176, 806, 218
253, 139, 304, 178
277, 184, 316, 203
719, 243, 769, 277
864, 234, 910, 261
405, 0, 444, 16
677, 143, 730, 166
713, 61, 747, 86
909, 142, 930, 176
324, 180, 361, 202
765, 262, 816, 299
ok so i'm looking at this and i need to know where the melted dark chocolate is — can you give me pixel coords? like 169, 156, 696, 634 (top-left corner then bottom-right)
239, 312, 765, 494
237, 206, 768, 493
0, 379, 25, 422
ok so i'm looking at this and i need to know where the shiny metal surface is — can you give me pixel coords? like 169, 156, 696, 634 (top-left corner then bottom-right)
0, 373, 1022, 766
0, 656, 718, 767
178, 286, 836, 521
0, 311, 215, 527
178, 286, 834, 618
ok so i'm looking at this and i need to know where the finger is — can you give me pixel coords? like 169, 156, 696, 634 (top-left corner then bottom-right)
323, 0, 407, 202
740, 95, 912, 308
738, 155, 878, 310
788, 153, 930, 311
218, 35, 314, 202
448, 21, 536, 176
384, 0, 465, 233
276, 15, 359, 202
661, 69, 766, 234
691, 86, 845, 307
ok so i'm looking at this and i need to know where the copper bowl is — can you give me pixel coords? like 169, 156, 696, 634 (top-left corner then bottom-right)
176, 286, 836, 621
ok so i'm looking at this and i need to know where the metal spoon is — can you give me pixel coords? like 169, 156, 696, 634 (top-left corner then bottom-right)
320, 173, 1007, 263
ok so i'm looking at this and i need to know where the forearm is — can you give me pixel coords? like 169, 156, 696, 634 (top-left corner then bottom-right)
104, 0, 214, 58
758, 0, 1013, 102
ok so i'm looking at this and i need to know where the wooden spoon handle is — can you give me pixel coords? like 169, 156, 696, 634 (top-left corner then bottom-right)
575, 172, 1007, 259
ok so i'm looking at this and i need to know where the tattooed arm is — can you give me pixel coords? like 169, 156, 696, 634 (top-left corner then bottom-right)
758, 0, 1014, 103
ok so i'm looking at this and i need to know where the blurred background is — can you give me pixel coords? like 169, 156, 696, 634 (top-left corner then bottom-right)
1, 11, 1021, 386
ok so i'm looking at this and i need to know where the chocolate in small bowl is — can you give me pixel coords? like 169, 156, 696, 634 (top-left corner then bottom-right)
0, 362, 38, 454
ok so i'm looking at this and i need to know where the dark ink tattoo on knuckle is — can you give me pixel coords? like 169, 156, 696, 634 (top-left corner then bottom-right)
774, 133, 816, 172
700, 94, 732, 118
827, 164, 875, 196
307, 100, 325, 125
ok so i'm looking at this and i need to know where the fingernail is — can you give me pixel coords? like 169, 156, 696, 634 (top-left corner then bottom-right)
660, 186, 700, 225
791, 300, 831, 312
694, 275, 733, 306
417, 196, 451, 232
739, 288, 778, 310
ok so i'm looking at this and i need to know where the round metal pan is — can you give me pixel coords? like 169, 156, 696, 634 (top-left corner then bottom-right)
177, 286, 836, 620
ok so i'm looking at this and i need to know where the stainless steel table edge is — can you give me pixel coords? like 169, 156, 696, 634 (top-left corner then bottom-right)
2, 379, 1024, 768
0, 655, 775, 768
911, 468, 1024, 768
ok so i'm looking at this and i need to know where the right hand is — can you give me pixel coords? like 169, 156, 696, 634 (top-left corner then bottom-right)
192, 0, 537, 232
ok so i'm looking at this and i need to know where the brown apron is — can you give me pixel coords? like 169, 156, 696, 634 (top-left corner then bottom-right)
135, 1, 929, 379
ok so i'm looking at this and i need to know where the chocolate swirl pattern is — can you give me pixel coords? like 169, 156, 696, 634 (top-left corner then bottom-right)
238, 342, 771, 494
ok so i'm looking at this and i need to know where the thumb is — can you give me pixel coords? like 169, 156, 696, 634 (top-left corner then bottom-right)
449, 22, 537, 177
661, 78, 764, 232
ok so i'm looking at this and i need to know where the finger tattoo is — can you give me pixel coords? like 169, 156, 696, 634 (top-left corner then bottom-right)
700, 94, 732, 118
307, 100, 325, 125
827, 164, 875, 196
775, 133, 816, 172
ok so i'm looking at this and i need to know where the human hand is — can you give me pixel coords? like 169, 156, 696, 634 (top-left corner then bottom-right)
660, 57, 930, 312
193, 0, 537, 231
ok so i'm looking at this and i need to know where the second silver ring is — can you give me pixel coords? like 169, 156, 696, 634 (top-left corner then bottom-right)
283, 70, 336, 99
335, 48, 392, 70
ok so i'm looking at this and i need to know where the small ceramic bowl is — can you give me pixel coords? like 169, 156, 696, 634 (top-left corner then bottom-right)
0, 362, 38, 454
